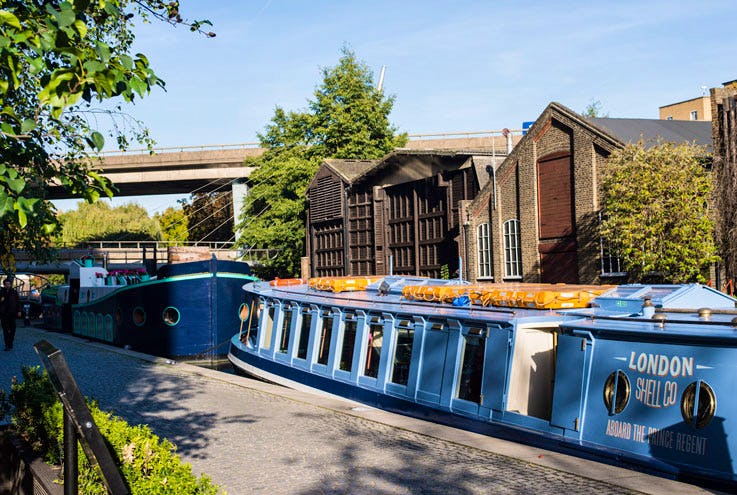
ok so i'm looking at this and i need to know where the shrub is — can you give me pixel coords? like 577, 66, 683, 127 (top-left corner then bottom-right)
5, 366, 220, 494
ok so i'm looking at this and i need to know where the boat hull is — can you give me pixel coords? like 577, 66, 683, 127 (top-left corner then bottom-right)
68, 259, 254, 361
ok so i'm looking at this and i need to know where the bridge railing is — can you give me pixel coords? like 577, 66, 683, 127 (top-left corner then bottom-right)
14, 241, 278, 267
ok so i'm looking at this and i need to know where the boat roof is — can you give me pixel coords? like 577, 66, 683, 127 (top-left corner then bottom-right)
246, 277, 737, 337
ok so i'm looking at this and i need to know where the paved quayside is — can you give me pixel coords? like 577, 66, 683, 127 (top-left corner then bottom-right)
0, 326, 724, 495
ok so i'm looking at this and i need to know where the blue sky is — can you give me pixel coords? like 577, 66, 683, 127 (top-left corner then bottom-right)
54, 0, 736, 213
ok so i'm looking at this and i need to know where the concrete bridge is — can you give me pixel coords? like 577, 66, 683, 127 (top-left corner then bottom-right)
47, 130, 522, 200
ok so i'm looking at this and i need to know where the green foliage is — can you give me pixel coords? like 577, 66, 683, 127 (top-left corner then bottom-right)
440, 264, 450, 280
57, 201, 162, 245
181, 191, 233, 243
154, 206, 189, 242
600, 142, 718, 283
7, 366, 220, 494
0, 1, 212, 269
236, 47, 407, 277
582, 99, 608, 118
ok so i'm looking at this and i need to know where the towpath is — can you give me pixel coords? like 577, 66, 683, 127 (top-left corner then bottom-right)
0, 325, 722, 495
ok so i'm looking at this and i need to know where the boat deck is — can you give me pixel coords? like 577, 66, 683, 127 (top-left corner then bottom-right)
0, 324, 725, 495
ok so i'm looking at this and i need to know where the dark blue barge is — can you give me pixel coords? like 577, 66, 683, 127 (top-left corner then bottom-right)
43, 256, 257, 361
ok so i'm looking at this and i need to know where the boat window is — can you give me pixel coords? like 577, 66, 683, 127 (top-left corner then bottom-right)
261, 304, 275, 351
339, 316, 358, 372
132, 307, 146, 327
457, 333, 485, 403
296, 308, 312, 359
243, 298, 261, 346
162, 306, 181, 326
316, 312, 333, 365
390, 320, 414, 385
681, 381, 716, 429
603, 370, 630, 415
363, 319, 384, 378
278, 305, 293, 353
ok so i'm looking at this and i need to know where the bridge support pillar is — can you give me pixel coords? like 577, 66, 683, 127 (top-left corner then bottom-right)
232, 180, 249, 242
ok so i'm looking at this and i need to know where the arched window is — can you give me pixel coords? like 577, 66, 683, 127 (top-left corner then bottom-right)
477, 223, 491, 278
503, 219, 522, 278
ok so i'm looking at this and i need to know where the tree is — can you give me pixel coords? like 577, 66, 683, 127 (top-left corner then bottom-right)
181, 191, 233, 243
582, 99, 609, 118
236, 47, 407, 278
0, 1, 212, 269
155, 206, 188, 242
57, 201, 161, 245
600, 142, 718, 283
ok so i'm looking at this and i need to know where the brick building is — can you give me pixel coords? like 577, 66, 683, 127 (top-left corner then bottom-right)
460, 102, 712, 284
306, 150, 504, 278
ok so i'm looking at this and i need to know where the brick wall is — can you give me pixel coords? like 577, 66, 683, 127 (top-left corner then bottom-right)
466, 102, 620, 284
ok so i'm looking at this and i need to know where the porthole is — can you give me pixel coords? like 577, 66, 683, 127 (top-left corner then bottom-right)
238, 303, 250, 322
603, 370, 630, 414
162, 306, 181, 326
132, 307, 146, 327
681, 381, 716, 429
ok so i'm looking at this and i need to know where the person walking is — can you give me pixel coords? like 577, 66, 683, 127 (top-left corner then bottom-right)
0, 277, 21, 350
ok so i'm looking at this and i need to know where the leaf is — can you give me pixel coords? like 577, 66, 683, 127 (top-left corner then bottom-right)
0, 190, 12, 217
0, 10, 21, 29
7, 176, 25, 193
120, 54, 133, 70
90, 131, 104, 151
21, 118, 36, 134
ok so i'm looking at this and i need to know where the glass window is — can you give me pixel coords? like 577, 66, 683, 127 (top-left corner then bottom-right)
477, 223, 491, 278
457, 333, 485, 403
390, 321, 414, 385
503, 219, 522, 278
261, 305, 275, 350
278, 306, 293, 353
690, 110, 698, 120
339, 317, 357, 372
598, 212, 626, 277
296, 309, 312, 359
316, 312, 333, 365
363, 320, 384, 378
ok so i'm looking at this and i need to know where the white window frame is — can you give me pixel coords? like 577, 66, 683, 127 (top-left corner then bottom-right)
598, 212, 626, 277
503, 219, 522, 279
477, 223, 492, 279
690, 110, 698, 120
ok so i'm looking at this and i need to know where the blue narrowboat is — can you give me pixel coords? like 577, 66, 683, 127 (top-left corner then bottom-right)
44, 256, 257, 362
228, 276, 737, 488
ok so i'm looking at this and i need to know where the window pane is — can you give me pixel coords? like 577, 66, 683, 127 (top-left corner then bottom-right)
457, 334, 485, 403
503, 220, 522, 278
261, 306, 275, 350
296, 312, 312, 359
316, 316, 333, 365
278, 308, 292, 353
339, 320, 357, 371
477, 223, 491, 278
363, 323, 384, 378
245, 298, 261, 347
391, 326, 414, 385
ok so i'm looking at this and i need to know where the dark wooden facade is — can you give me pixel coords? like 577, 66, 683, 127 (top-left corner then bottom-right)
307, 152, 495, 278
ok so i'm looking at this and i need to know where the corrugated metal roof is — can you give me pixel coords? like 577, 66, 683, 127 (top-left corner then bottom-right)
586, 117, 713, 151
